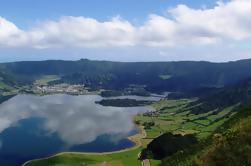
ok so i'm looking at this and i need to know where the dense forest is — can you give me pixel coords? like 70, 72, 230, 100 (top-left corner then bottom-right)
2, 59, 251, 93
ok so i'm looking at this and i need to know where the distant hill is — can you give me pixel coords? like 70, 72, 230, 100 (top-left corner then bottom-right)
2, 58, 251, 92
186, 78, 251, 114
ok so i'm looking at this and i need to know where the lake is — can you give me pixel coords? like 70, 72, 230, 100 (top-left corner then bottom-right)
0, 94, 159, 166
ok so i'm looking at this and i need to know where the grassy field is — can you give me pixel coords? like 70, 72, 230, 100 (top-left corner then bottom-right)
25, 148, 142, 166
150, 159, 161, 166
135, 99, 237, 140
34, 75, 61, 85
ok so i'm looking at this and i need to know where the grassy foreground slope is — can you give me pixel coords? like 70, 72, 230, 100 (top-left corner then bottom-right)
161, 103, 251, 166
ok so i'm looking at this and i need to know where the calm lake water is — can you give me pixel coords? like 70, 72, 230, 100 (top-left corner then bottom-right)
0, 94, 158, 166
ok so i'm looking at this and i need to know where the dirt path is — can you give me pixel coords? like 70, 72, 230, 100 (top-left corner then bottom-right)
141, 159, 151, 166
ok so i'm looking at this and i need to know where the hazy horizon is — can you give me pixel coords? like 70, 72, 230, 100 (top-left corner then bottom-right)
1, 56, 251, 64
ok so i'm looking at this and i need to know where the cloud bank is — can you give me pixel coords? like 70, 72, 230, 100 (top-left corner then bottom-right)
1, 0, 251, 49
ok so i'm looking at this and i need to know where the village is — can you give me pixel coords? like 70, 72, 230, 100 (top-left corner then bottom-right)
34, 84, 89, 95
143, 110, 161, 117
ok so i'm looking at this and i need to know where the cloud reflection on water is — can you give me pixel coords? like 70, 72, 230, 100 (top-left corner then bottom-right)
0, 94, 151, 145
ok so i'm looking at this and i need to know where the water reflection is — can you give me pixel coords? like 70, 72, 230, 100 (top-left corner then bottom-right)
0, 94, 157, 165
0, 94, 152, 145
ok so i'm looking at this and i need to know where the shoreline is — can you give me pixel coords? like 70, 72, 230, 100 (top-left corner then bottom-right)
22, 125, 146, 166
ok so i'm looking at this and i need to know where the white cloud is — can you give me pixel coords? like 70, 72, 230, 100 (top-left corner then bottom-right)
1, 0, 251, 49
0, 17, 27, 47
169, 0, 251, 41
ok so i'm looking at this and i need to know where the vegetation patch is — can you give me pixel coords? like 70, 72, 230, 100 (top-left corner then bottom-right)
141, 133, 197, 160
160, 103, 251, 166
34, 75, 61, 85
159, 75, 172, 80
96, 99, 153, 107
25, 148, 141, 166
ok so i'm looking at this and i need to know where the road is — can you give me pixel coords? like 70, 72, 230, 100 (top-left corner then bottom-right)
141, 159, 151, 166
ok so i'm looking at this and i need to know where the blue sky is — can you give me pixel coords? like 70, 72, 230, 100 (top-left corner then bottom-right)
1, 0, 218, 26
1, 0, 251, 62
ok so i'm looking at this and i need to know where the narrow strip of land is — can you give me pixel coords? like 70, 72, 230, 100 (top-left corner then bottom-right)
23, 126, 146, 166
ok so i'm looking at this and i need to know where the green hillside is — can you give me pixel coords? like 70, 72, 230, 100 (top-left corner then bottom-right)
186, 78, 251, 114
159, 103, 251, 166
2, 59, 251, 92
136, 77, 251, 166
